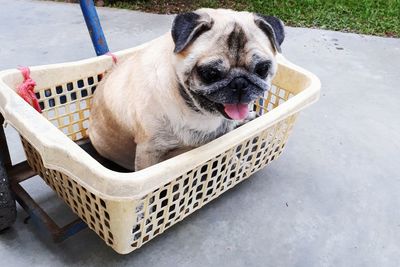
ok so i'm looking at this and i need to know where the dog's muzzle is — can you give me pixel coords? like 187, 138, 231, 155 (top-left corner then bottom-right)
201, 76, 264, 120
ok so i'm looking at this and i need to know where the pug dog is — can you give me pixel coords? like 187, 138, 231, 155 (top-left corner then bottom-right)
88, 8, 285, 171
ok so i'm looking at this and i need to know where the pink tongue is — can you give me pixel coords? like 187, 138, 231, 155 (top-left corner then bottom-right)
223, 103, 249, 120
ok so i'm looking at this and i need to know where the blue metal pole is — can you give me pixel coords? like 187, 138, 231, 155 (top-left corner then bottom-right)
79, 0, 110, 56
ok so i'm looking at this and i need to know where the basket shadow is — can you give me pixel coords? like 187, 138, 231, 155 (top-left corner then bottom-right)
76, 138, 131, 173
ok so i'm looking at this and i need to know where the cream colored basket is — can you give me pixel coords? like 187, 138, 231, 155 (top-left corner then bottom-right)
0, 44, 320, 254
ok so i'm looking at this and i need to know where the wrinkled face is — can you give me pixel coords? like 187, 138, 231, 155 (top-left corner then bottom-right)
172, 9, 285, 120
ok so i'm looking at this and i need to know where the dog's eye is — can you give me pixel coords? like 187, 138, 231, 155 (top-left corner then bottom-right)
197, 67, 223, 84
254, 61, 271, 78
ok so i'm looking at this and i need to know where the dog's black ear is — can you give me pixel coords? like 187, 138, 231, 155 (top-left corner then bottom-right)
171, 12, 214, 53
254, 14, 285, 53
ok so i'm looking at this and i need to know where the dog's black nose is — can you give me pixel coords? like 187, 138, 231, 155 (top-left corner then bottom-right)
229, 77, 248, 91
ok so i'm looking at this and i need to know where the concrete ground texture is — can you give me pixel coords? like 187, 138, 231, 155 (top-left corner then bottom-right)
1, 0, 400, 266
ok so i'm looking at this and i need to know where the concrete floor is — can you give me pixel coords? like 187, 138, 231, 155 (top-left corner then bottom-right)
1, 0, 400, 266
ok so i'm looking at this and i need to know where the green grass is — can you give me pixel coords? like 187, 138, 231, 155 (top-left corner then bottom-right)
102, 0, 400, 37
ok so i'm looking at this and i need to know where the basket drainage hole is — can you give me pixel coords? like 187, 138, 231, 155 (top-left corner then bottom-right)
132, 225, 140, 233
48, 98, 55, 107
71, 92, 77, 101
67, 82, 74, 91
44, 89, 52, 97
60, 95, 67, 104
81, 89, 88, 97
56, 86, 63, 94
77, 79, 84, 88
159, 189, 167, 199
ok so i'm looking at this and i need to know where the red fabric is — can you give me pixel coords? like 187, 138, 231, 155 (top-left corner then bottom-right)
106, 52, 118, 64
17, 66, 42, 113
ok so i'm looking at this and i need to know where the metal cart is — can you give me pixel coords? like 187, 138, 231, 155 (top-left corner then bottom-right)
0, 0, 110, 241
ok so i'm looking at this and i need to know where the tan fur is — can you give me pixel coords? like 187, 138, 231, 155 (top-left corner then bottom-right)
89, 9, 280, 171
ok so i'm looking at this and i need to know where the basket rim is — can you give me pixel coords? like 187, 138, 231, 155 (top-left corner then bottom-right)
0, 48, 320, 200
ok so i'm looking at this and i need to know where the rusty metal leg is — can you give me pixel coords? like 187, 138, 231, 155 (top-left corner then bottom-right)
10, 178, 87, 242
1, 126, 87, 240
7, 162, 87, 242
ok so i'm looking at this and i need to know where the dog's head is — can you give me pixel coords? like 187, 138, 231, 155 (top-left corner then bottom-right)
171, 8, 285, 120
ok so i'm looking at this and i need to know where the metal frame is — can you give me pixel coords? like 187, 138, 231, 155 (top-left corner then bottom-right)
1, 114, 88, 241
80, 0, 110, 56
9, 161, 87, 242
0, 0, 109, 241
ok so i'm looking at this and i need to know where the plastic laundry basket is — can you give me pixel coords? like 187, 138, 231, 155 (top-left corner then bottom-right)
0, 44, 320, 254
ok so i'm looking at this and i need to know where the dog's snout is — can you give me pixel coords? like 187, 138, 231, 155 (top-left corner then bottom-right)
229, 77, 248, 91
